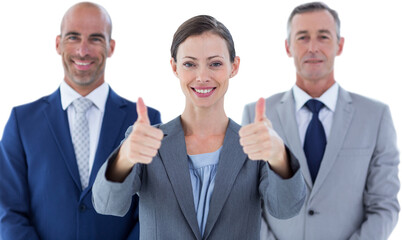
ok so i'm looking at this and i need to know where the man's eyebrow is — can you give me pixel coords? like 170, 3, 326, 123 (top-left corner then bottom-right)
295, 29, 332, 36
295, 30, 308, 36
64, 31, 80, 37
318, 29, 331, 35
90, 33, 106, 39
63, 32, 106, 40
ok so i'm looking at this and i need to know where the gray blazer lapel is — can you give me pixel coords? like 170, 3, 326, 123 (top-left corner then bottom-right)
203, 119, 248, 239
158, 117, 202, 240
275, 90, 313, 188
311, 87, 354, 197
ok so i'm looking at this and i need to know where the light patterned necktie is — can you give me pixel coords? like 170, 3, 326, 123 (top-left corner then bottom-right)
72, 97, 93, 190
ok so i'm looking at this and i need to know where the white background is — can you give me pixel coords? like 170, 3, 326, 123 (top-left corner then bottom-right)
1, 0, 401, 238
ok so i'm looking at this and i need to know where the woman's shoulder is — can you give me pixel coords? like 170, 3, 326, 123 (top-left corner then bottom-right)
227, 118, 241, 133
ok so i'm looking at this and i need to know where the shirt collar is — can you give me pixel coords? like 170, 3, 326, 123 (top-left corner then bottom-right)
292, 82, 339, 112
60, 81, 109, 112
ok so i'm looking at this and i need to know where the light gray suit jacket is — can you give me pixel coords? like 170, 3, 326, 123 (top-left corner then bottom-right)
242, 87, 400, 240
93, 117, 306, 240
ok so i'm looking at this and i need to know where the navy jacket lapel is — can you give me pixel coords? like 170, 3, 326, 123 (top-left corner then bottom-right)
87, 89, 129, 191
203, 120, 248, 239
158, 117, 202, 240
43, 89, 82, 190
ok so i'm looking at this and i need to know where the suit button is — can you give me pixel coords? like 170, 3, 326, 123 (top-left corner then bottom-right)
308, 210, 315, 216
79, 204, 87, 212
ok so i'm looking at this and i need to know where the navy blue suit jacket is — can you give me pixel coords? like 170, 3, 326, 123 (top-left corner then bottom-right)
0, 87, 161, 240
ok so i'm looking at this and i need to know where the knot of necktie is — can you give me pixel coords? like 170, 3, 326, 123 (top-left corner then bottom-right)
305, 99, 325, 114
73, 98, 93, 113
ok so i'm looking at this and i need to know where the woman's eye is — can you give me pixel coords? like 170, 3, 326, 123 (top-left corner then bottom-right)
184, 62, 194, 67
211, 62, 222, 67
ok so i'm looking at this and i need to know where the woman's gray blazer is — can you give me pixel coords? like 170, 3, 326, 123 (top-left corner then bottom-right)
93, 117, 306, 240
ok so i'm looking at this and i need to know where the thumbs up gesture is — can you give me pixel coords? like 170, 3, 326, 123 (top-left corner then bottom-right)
239, 98, 290, 177
106, 98, 163, 182
119, 98, 164, 166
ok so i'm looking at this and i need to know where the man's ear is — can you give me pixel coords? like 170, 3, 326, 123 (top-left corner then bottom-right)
56, 35, 62, 55
336, 37, 345, 56
107, 39, 116, 58
285, 39, 292, 57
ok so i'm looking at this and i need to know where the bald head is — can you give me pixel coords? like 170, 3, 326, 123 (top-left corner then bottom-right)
56, 1, 115, 96
60, 2, 112, 41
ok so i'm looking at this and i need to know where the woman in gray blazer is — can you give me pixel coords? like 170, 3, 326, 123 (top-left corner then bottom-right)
93, 15, 306, 240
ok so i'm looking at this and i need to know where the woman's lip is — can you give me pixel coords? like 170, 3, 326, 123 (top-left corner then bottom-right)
191, 87, 216, 97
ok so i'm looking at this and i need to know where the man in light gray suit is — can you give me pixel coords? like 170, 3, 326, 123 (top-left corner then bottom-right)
242, 2, 400, 240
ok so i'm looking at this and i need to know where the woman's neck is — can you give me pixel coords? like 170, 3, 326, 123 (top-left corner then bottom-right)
181, 104, 228, 155
181, 105, 228, 137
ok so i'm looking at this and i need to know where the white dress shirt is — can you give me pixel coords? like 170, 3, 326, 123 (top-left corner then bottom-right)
293, 83, 339, 145
60, 81, 109, 175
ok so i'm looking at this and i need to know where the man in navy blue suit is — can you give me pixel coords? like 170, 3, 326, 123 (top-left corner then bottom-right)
0, 2, 161, 240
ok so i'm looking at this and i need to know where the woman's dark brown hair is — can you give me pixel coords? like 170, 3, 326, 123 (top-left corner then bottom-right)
171, 15, 236, 63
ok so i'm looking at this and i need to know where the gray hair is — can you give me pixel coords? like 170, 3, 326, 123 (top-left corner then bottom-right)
287, 2, 340, 43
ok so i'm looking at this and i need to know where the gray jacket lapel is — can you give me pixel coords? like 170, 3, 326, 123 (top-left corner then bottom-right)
311, 87, 354, 197
203, 119, 248, 239
275, 90, 313, 188
158, 117, 202, 240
